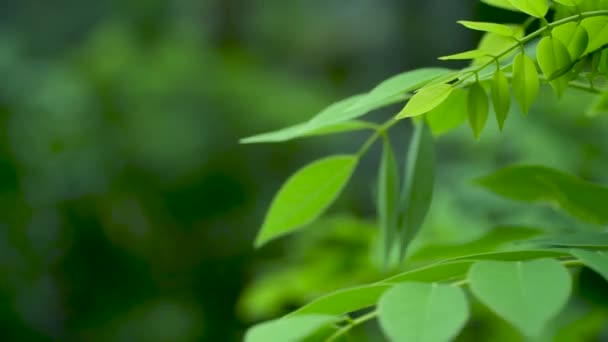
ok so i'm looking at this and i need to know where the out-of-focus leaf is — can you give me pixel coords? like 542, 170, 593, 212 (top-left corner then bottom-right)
378, 138, 400, 265
378, 283, 469, 342
255, 155, 358, 247
381, 261, 474, 284
476, 165, 608, 224
447, 249, 570, 262
586, 92, 608, 117
397, 84, 453, 119
289, 284, 390, 317
245, 315, 337, 342
570, 249, 608, 281
468, 259, 571, 337
425, 89, 468, 136
530, 232, 608, 248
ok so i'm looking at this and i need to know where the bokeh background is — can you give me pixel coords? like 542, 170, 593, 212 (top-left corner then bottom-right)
1, 1, 608, 341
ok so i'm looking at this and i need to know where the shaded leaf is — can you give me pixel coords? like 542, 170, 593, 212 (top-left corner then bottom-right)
512, 53, 539, 115
507, 0, 549, 18
458, 20, 516, 36
447, 249, 570, 262
378, 283, 469, 342
570, 249, 608, 281
397, 84, 453, 119
255, 155, 358, 247
468, 259, 571, 337
537, 36, 572, 96
245, 315, 337, 342
378, 138, 400, 265
398, 122, 436, 259
467, 82, 490, 139
586, 92, 608, 117
439, 49, 488, 61
530, 232, 608, 248
553, 22, 589, 60
491, 69, 511, 130
426, 89, 468, 136
476, 165, 608, 224
381, 261, 474, 284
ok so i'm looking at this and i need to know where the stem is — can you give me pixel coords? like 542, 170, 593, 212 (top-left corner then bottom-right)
325, 310, 378, 342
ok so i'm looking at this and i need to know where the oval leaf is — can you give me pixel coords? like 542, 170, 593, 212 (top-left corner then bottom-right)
245, 314, 337, 342
507, 0, 549, 18
426, 89, 468, 136
458, 20, 515, 36
468, 259, 572, 337
467, 82, 490, 139
397, 84, 453, 119
491, 69, 511, 130
570, 249, 608, 281
378, 138, 400, 265
537, 36, 573, 96
512, 53, 539, 116
378, 282, 469, 342
553, 22, 589, 60
439, 49, 488, 61
255, 155, 358, 247
398, 122, 436, 259
581, 17, 608, 54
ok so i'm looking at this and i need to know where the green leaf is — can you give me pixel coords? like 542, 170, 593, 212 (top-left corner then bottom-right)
553, 0, 582, 6
398, 122, 436, 259
290, 284, 390, 316
458, 21, 516, 36
507, 0, 549, 17
378, 282, 469, 342
476, 165, 608, 224
396, 84, 453, 119
553, 22, 589, 60
491, 69, 511, 130
530, 232, 608, 248
468, 259, 571, 337
586, 92, 608, 117
512, 53, 539, 115
378, 138, 400, 265
241, 120, 376, 144
245, 315, 337, 342
570, 249, 608, 281
536, 36, 572, 96
381, 261, 474, 284
447, 249, 570, 262
467, 82, 489, 139
473, 27, 525, 65
425, 89, 468, 136
255, 155, 358, 247
599, 49, 608, 74
581, 17, 608, 54
439, 49, 488, 61
481, 0, 519, 11
409, 226, 543, 262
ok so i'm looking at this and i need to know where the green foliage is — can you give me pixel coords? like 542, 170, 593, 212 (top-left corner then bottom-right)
243, 2, 608, 341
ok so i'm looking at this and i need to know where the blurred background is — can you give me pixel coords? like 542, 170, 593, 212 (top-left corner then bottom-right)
1, 1, 607, 341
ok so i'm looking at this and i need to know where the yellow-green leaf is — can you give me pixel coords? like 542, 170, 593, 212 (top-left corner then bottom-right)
458, 20, 516, 36
581, 17, 608, 54
255, 155, 358, 247
426, 89, 468, 136
512, 53, 539, 115
507, 0, 549, 18
397, 84, 453, 119
537, 36, 572, 97
491, 69, 511, 130
467, 82, 489, 139
245, 315, 337, 342
553, 0, 582, 6
482, 0, 519, 11
553, 22, 589, 60
439, 49, 488, 61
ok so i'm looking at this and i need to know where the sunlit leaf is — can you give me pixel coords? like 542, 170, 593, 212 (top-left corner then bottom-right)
398, 122, 436, 259
507, 0, 549, 18
581, 17, 608, 54
467, 82, 489, 139
481, 0, 519, 11
245, 315, 337, 342
458, 21, 516, 36
468, 259, 571, 337
381, 261, 474, 284
553, 22, 589, 60
491, 69, 511, 130
476, 165, 608, 224
439, 49, 488, 61
570, 249, 608, 281
473, 27, 525, 65
378, 138, 400, 265
255, 155, 358, 247
553, 0, 582, 6
447, 249, 570, 262
290, 284, 390, 316
512, 53, 539, 115
378, 282, 469, 342
397, 84, 453, 119
425, 89, 468, 136
537, 36, 572, 96
241, 120, 377, 144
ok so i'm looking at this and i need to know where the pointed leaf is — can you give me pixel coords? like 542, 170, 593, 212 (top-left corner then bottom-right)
241, 120, 376, 144
473, 27, 525, 65
481, 0, 519, 11
439, 49, 488, 61
467, 82, 490, 139
553, 22, 589, 60
468, 259, 571, 337
458, 21, 516, 36
245, 315, 337, 342
570, 249, 608, 281
529, 232, 608, 248
378, 283, 469, 342
553, 0, 582, 5
491, 69, 511, 130
512, 53, 539, 115
426, 89, 468, 136
255, 155, 358, 247
290, 284, 390, 317
581, 17, 608, 54
447, 249, 570, 262
476, 165, 608, 224
507, 0, 549, 18
378, 138, 400, 264
397, 84, 453, 119
537, 36, 572, 96
398, 122, 436, 259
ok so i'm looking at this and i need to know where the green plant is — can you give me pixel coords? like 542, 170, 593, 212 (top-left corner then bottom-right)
242, 0, 608, 341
